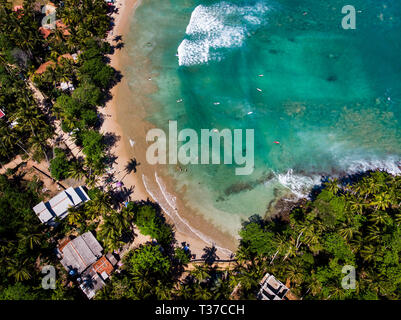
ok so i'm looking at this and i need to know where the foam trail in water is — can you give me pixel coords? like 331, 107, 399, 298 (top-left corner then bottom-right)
142, 173, 233, 257
178, 1, 271, 66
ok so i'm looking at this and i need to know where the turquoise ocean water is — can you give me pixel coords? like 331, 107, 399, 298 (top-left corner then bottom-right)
126, 0, 401, 236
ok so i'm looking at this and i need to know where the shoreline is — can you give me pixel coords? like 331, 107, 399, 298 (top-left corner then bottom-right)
100, 0, 235, 259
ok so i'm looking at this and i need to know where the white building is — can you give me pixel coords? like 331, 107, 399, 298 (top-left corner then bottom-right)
59, 81, 74, 91
33, 186, 90, 226
257, 273, 290, 300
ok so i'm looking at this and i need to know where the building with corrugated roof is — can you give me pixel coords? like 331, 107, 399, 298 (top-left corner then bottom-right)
57, 232, 118, 299
257, 273, 291, 300
33, 186, 90, 226
59, 231, 103, 273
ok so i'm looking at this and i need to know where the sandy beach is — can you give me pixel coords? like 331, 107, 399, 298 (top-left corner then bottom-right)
100, 0, 236, 260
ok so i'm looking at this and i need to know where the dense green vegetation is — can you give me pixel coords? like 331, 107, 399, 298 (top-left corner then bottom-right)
236, 171, 401, 300
1, 0, 114, 185
94, 171, 401, 300
0, 170, 81, 300
0, 0, 118, 300
49, 148, 70, 180
2, 0, 401, 302
0, 64, 54, 164
130, 202, 174, 246
3, 158, 401, 300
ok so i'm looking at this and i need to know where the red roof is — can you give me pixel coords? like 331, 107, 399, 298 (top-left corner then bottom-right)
58, 54, 73, 62
39, 27, 52, 39
58, 238, 71, 252
13, 5, 24, 18
35, 61, 56, 74
91, 256, 114, 276
39, 20, 70, 39
0, 109, 5, 118
56, 20, 71, 36
34, 53, 76, 75
13, 5, 23, 11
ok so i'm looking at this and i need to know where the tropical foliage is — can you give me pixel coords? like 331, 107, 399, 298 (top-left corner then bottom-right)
0, 171, 79, 300
236, 171, 401, 300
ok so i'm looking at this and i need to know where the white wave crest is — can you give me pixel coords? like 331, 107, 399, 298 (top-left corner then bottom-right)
142, 173, 233, 257
276, 157, 401, 199
178, 1, 271, 66
155, 172, 177, 210
276, 169, 321, 199
341, 157, 401, 176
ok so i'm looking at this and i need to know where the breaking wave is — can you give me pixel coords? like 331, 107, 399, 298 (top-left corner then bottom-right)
177, 1, 271, 66
340, 157, 401, 176
276, 157, 401, 199
276, 169, 322, 199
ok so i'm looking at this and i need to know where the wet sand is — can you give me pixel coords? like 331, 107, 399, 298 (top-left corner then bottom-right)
101, 0, 237, 259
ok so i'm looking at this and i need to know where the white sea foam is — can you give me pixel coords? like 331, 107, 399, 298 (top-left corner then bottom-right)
155, 172, 177, 210
178, 1, 271, 66
276, 169, 321, 199
142, 173, 233, 257
276, 157, 401, 199
341, 157, 401, 176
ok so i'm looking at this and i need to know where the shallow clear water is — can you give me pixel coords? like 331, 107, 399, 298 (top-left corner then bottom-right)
126, 0, 401, 235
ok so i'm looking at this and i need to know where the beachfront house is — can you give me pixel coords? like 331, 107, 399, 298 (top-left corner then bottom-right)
33, 186, 90, 226
257, 273, 290, 300
57, 232, 118, 299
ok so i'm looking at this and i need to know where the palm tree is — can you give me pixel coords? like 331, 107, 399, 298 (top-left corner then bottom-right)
394, 212, 401, 226
307, 272, 322, 297
326, 285, 347, 300
370, 192, 393, 211
120, 206, 135, 223
85, 190, 113, 218
283, 237, 298, 261
284, 261, 304, 286
338, 222, 358, 241
68, 160, 87, 181
175, 281, 193, 299
0, 124, 18, 157
360, 244, 375, 262
18, 226, 42, 250
365, 225, 381, 242
0, 122, 33, 158
349, 198, 365, 215
7, 258, 31, 281
325, 178, 340, 194
28, 134, 50, 164
154, 280, 172, 300
98, 216, 124, 252
190, 284, 212, 300
66, 206, 83, 226
191, 264, 210, 282
86, 173, 100, 188
368, 210, 390, 226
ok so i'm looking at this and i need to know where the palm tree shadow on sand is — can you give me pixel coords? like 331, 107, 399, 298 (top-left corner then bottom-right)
201, 245, 220, 265
122, 158, 140, 181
